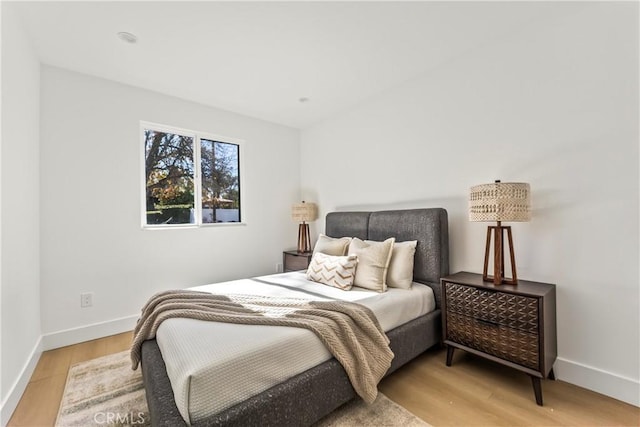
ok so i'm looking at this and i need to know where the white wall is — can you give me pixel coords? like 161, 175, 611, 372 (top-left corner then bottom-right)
301, 3, 639, 405
0, 3, 42, 423
39, 66, 300, 343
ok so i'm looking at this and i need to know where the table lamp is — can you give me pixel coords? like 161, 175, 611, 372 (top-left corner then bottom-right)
291, 201, 318, 253
469, 180, 530, 285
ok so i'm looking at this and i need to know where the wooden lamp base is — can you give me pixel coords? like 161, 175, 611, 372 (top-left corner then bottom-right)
483, 222, 518, 285
297, 222, 311, 253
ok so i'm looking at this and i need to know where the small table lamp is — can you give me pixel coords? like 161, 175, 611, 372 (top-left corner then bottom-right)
291, 201, 318, 253
469, 180, 531, 285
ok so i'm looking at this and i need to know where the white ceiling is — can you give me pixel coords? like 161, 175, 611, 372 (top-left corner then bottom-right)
11, 1, 575, 129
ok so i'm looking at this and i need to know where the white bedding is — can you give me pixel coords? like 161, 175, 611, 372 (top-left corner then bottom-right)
155, 271, 435, 424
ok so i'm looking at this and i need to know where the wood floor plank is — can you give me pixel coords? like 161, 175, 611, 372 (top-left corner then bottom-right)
29, 346, 72, 382
7, 331, 640, 427
68, 337, 108, 365
104, 331, 133, 354
7, 373, 67, 427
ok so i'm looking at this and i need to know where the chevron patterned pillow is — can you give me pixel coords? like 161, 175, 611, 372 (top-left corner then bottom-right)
306, 253, 358, 290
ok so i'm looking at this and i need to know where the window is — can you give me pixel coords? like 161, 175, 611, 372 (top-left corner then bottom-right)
200, 138, 241, 224
142, 122, 242, 227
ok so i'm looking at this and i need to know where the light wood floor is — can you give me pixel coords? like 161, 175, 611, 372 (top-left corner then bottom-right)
380, 350, 639, 426
8, 332, 133, 427
8, 332, 639, 426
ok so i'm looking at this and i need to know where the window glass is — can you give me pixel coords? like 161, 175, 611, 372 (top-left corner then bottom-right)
144, 129, 195, 225
200, 139, 241, 223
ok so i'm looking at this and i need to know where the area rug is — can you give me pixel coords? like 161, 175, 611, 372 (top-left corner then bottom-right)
57, 350, 429, 426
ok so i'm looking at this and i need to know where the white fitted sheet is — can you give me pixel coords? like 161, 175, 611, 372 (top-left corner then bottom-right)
155, 271, 435, 424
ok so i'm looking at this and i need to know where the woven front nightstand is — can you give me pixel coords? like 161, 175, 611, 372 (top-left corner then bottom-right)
441, 272, 557, 406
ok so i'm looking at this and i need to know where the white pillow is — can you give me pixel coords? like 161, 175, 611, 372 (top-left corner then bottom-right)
387, 240, 417, 289
306, 253, 358, 290
312, 234, 352, 256
348, 237, 395, 292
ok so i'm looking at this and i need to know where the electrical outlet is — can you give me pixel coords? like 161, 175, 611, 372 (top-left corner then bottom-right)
81, 292, 93, 308
276, 263, 283, 273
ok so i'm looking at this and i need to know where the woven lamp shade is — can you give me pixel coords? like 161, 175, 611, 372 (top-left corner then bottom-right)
291, 202, 318, 223
469, 182, 531, 223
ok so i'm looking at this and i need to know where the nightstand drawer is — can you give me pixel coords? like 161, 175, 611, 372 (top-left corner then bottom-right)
444, 282, 539, 333
446, 312, 540, 370
283, 251, 312, 272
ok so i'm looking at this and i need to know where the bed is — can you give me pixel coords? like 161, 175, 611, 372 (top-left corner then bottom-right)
140, 208, 449, 426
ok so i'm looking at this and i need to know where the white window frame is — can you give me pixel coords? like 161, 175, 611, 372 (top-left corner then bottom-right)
140, 121, 245, 229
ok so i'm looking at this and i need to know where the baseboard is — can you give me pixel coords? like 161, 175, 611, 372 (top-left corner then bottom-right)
0, 336, 42, 426
41, 314, 138, 351
555, 357, 639, 407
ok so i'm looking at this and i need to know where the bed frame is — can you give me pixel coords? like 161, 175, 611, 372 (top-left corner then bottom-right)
141, 208, 449, 426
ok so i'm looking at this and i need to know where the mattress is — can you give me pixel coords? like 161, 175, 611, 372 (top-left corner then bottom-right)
155, 271, 436, 424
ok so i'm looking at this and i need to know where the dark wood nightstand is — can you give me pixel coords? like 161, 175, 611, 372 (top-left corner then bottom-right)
441, 271, 557, 406
283, 250, 312, 272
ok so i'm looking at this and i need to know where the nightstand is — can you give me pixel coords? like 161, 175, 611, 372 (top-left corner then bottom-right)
283, 250, 312, 272
441, 271, 557, 406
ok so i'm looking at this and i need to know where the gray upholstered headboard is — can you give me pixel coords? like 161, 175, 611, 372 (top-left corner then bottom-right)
325, 208, 449, 307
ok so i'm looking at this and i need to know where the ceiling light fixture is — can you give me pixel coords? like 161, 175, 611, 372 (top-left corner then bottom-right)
117, 32, 138, 44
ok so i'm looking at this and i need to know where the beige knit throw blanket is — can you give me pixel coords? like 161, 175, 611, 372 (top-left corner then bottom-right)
130, 290, 394, 403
